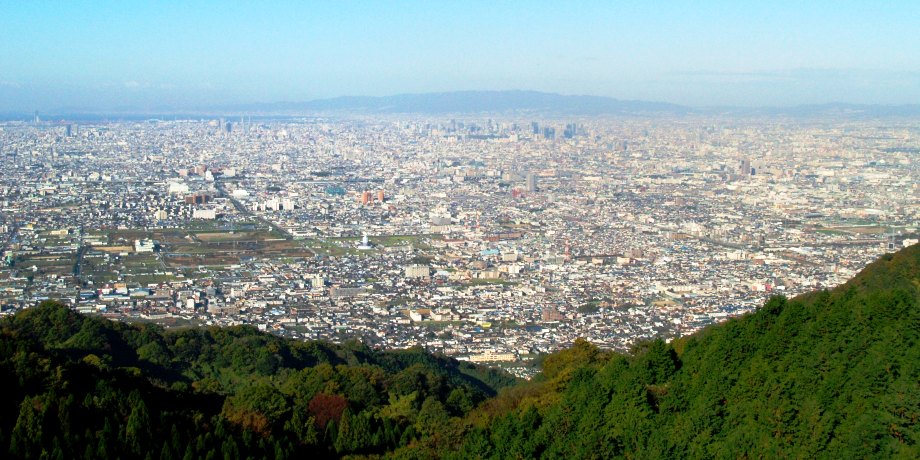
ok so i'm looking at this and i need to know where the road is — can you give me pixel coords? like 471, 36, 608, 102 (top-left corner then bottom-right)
213, 181, 294, 240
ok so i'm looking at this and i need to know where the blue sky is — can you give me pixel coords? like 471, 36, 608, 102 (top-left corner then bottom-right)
1, 1, 919, 111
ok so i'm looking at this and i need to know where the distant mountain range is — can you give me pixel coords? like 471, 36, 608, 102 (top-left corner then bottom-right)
221, 90, 920, 118
6, 90, 920, 119
225, 90, 688, 116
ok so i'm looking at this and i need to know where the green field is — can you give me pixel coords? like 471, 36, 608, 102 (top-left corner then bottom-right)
76, 224, 312, 285
309, 233, 439, 256
467, 278, 515, 286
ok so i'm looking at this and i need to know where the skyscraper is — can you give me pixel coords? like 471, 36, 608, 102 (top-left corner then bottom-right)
526, 173, 538, 193
564, 123, 577, 139
740, 158, 752, 177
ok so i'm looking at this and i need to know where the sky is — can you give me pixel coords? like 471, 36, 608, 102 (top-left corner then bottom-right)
1, 0, 919, 112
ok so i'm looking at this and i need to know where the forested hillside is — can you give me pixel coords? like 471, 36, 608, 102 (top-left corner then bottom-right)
398, 244, 920, 459
0, 303, 516, 459
2, 244, 919, 459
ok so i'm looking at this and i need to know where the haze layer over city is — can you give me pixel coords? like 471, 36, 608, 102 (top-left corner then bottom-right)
1, 1, 918, 377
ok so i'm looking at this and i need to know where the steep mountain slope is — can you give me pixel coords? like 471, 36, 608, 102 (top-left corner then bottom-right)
400, 244, 920, 458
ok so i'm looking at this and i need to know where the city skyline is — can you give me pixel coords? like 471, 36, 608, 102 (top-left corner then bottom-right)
2, 1, 920, 112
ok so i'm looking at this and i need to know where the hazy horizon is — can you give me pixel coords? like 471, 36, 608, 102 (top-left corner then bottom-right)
2, 1, 919, 112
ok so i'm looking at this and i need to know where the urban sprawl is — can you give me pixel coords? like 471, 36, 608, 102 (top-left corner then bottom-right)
1, 115, 917, 377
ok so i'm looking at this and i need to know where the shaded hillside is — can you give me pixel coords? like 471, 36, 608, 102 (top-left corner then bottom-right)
398, 244, 920, 458
0, 304, 516, 459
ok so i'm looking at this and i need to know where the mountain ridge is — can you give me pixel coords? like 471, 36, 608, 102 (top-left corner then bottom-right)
223, 91, 920, 117
224, 90, 688, 115
10, 90, 920, 118
399, 243, 920, 458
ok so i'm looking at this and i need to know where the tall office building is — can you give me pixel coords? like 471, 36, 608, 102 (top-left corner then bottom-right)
526, 173, 538, 193
531, 122, 540, 135
310, 274, 325, 289
543, 126, 555, 140
564, 123, 577, 139
740, 158, 752, 177
65, 124, 73, 137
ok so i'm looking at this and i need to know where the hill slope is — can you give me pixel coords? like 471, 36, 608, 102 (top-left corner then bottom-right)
0, 304, 516, 459
400, 244, 920, 458
2, 245, 918, 459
